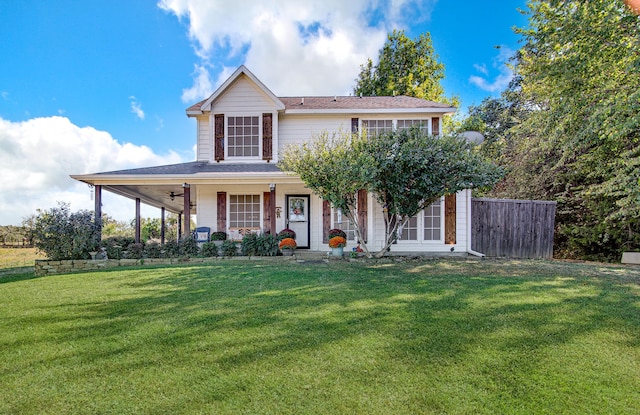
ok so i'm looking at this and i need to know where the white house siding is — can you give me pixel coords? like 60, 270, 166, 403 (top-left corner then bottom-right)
368, 190, 469, 253
213, 76, 278, 114
278, 114, 353, 151
196, 115, 211, 161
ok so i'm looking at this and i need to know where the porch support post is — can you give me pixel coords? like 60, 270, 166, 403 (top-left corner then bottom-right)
270, 184, 276, 235
135, 198, 141, 244
178, 214, 182, 241
160, 207, 166, 245
94, 185, 102, 240
183, 183, 191, 238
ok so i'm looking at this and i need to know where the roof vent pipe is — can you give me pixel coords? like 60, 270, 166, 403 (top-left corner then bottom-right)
301, 97, 304, 105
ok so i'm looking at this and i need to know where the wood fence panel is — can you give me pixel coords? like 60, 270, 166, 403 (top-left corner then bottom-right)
471, 198, 556, 259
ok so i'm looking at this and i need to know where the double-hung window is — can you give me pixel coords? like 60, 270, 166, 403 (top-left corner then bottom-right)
228, 116, 259, 157
361, 119, 393, 136
332, 208, 356, 241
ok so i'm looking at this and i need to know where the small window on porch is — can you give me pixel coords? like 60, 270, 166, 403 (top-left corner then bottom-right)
229, 194, 261, 228
333, 208, 356, 241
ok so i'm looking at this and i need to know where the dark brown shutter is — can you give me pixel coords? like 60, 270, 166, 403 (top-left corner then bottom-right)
432, 117, 440, 136
357, 189, 368, 243
217, 192, 227, 232
262, 113, 273, 161
444, 193, 456, 244
322, 200, 331, 243
351, 118, 359, 134
263, 191, 271, 234
214, 114, 225, 161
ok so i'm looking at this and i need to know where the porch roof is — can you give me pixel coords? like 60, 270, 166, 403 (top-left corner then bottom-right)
70, 162, 297, 214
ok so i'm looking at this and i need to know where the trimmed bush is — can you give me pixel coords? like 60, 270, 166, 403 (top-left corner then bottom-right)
201, 242, 218, 257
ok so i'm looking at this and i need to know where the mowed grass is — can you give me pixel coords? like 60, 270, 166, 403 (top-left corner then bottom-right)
1, 259, 639, 414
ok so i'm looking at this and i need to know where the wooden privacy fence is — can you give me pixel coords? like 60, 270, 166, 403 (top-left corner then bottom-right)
471, 198, 556, 259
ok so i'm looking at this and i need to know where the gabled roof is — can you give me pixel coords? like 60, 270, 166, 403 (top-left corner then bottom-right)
186, 65, 457, 116
188, 65, 285, 116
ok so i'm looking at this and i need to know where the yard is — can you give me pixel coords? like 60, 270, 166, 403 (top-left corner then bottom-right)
1, 258, 639, 414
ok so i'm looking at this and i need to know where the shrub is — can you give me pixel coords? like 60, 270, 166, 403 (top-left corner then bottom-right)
28, 202, 101, 260
125, 242, 145, 259
144, 241, 162, 258
101, 236, 136, 260
162, 240, 180, 258
179, 236, 200, 257
328, 229, 347, 239
328, 236, 347, 248
201, 242, 218, 257
242, 233, 279, 256
211, 231, 227, 241
221, 240, 238, 256
277, 228, 296, 240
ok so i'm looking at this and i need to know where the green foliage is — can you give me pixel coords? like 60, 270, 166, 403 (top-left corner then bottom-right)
276, 228, 296, 241
483, 0, 640, 260
162, 240, 180, 258
28, 202, 101, 260
141, 217, 162, 241
281, 128, 502, 257
101, 236, 135, 260
353, 30, 449, 103
220, 240, 238, 257
241, 233, 279, 256
201, 242, 218, 257
144, 241, 163, 258
211, 231, 227, 241
126, 243, 145, 259
179, 237, 200, 258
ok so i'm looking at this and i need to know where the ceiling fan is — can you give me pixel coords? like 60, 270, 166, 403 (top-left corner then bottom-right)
168, 191, 183, 201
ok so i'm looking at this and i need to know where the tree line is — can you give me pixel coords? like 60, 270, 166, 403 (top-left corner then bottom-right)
345, 0, 640, 261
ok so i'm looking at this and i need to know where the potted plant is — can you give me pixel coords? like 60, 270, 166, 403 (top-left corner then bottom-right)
277, 228, 297, 240
328, 235, 346, 257
211, 231, 227, 249
278, 237, 297, 256
328, 228, 347, 239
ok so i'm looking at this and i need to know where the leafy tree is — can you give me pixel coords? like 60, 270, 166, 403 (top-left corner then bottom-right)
353, 30, 455, 105
279, 131, 371, 254
495, 0, 640, 260
280, 128, 503, 258
28, 202, 100, 260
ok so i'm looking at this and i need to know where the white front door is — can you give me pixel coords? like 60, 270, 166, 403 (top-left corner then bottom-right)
286, 195, 310, 249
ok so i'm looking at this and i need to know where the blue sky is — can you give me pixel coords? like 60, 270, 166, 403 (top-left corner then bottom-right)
0, 0, 528, 225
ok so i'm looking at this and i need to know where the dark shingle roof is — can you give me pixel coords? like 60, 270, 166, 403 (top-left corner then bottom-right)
279, 95, 453, 110
187, 95, 453, 113
95, 161, 283, 176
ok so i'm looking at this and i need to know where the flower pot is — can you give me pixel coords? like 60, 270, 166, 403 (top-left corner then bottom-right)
331, 247, 344, 257
282, 249, 294, 256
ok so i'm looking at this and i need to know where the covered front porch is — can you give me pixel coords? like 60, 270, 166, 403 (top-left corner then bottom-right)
71, 162, 300, 244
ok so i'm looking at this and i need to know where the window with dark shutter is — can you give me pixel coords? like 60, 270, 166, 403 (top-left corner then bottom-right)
262, 113, 272, 161
214, 114, 225, 161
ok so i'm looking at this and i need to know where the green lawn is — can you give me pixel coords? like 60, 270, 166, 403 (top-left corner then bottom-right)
1, 259, 639, 414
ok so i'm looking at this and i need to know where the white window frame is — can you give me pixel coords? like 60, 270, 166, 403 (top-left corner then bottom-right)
228, 194, 262, 229
360, 117, 435, 136
332, 208, 356, 241
226, 114, 262, 160
396, 198, 445, 244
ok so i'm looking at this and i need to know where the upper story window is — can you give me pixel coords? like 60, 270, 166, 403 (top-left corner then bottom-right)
397, 119, 428, 133
362, 119, 393, 136
228, 116, 259, 157
361, 118, 436, 137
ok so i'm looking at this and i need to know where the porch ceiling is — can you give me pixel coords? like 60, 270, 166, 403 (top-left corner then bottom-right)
101, 183, 189, 214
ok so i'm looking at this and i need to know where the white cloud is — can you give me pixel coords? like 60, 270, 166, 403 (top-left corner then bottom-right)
0, 116, 184, 225
159, 0, 437, 101
469, 46, 515, 94
1, 91, 8, 101
129, 96, 145, 120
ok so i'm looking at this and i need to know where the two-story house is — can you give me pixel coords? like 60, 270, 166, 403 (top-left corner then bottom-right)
72, 65, 478, 255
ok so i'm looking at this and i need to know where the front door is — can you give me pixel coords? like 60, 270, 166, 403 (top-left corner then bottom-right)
286, 195, 310, 249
